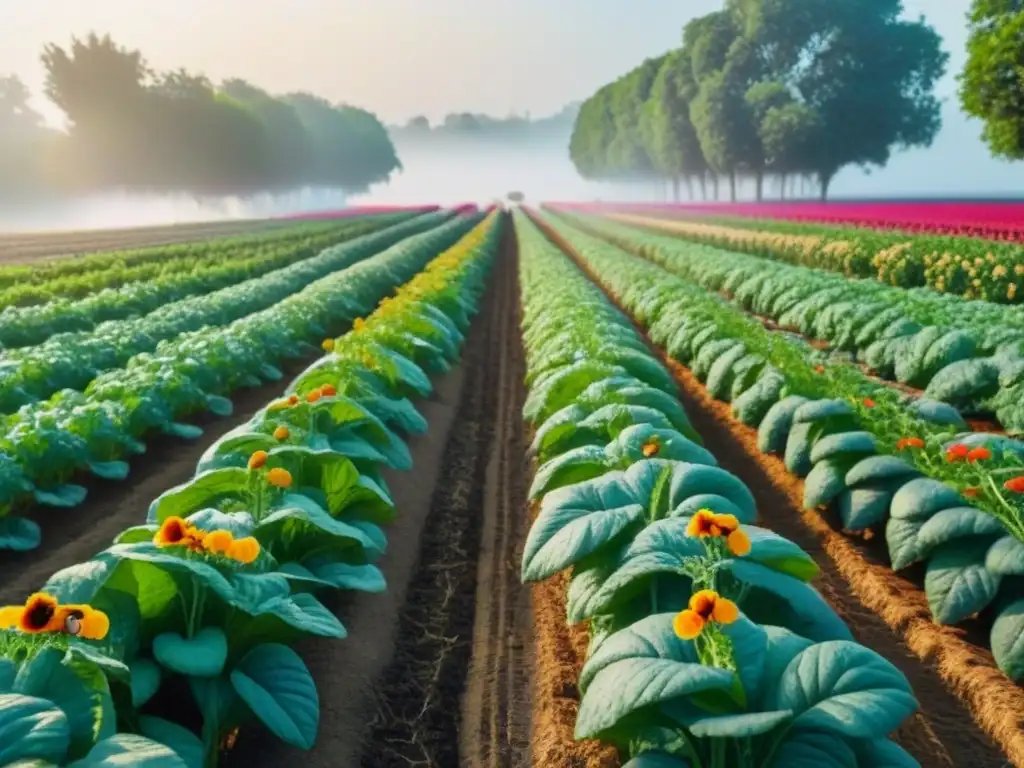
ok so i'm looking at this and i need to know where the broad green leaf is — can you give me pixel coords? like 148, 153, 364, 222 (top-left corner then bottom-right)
153, 627, 228, 678
0, 694, 70, 764
129, 660, 161, 708
769, 641, 918, 739
230, 643, 319, 749
14, 647, 114, 756
66, 734, 188, 767
725, 560, 851, 642
34, 484, 88, 508
137, 716, 203, 768
991, 596, 1024, 681
924, 539, 1000, 625
575, 614, 734, 741
0, 516, 41, 551
147, 468, 250, 524
771, 730, 857, 768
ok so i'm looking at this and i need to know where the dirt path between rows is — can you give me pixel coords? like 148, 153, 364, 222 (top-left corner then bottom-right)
0, 352, 326, 606
229, 220, 535, 768
529, 209, 1018, 768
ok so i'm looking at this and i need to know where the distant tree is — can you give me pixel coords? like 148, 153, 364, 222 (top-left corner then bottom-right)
781, 0, 948, 198
0, 75, 52, 197
569, 87, 617, 180
222, 78, 312, 188
640, 51, 708, 199
406, 115, 430, 130
960, 0, 1024, 159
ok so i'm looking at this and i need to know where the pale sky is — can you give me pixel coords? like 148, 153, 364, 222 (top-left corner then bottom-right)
2, 0, 1018, 212
0, 0, 971, 124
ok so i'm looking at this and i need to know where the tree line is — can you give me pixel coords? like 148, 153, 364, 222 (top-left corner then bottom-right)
391, 104, 579, 145
0, 34, 401, 200
569, 0, 949, 201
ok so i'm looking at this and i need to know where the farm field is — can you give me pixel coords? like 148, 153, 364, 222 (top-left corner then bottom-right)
3, 204, 1024, 768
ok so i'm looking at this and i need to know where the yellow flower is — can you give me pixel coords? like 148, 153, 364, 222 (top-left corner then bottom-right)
273, 426, 289, 441
321, 338, 335, 352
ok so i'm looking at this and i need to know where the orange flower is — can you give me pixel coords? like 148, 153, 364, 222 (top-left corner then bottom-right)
641, 437, 660, 458
946, 444, 970, 462
248, 450, 268, 470
154, 516, 202, 550
306, 389, 322, 404
202, 530, 234, 554
672, 589, 740, 640
17, 593, 61, 633
321, 338, 335, 352
814, 365, 825, 374
0, 594, 109, 640
273, 426, 289, 441
896, 437, 925, 451
267, 467, 292, 488
686, 510, 750, 556
963, 487, 980, 499
320, 384, 337, 397
288, 394, 299, 405
227, 537, 261, 564
863, 398, 876, 409
1004, 475, 1024, 494
967, 447, 992, 463
726, 528, 751, 557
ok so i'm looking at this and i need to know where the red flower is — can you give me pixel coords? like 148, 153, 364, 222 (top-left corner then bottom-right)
863, 398, 876, 409
1004, 476, 1024, 494
963, 487, 981, 499
946, 444, 970, 462
814, 365, 825, 374
896, 437, 925, 451
967, 447, 992, 463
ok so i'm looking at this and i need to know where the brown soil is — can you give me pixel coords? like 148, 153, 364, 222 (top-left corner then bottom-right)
527, 208, 1021, 768
0, 352, 326, 606
0, 218, 286, 263
527, 536, 620, 768
228, 219, 536, 768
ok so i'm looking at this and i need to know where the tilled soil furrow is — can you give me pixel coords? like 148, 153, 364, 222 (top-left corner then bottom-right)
356, 225, 533, 768
459, 224, 532, 768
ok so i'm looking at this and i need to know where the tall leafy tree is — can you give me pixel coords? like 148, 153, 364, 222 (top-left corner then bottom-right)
640, 51, 708, 200
783, 0, 948, 198
960, 0, 1024, 159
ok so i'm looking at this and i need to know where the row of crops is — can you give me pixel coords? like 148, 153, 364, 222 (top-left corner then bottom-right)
0, 211, 502, 765
514, 210, 921, 767
584, 201, 1024, 240
530, 209, 1024, 685
554, 202, 1024, 303
551, 211, 1024, 435
0, 210, 475, 551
